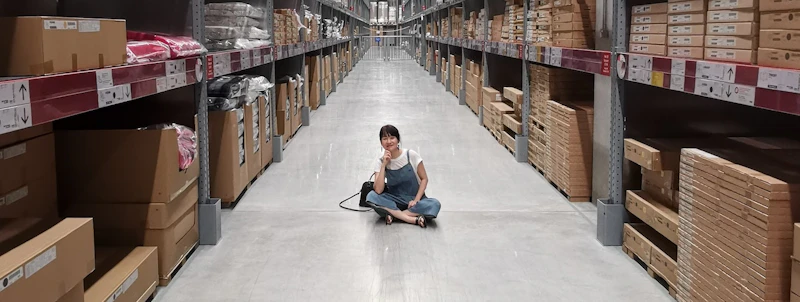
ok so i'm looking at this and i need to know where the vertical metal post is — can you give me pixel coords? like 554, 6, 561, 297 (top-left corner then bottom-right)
597, 0, 628, 246
458, 3, 466, 106
479, 0, 489, 127
515, 0, 530, 163
191, 0, 209, 206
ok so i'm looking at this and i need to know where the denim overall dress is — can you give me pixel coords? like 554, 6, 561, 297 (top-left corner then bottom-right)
366, 151, 441, 218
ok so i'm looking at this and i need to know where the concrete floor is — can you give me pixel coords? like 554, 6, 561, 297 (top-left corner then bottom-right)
154, 59, 673, 302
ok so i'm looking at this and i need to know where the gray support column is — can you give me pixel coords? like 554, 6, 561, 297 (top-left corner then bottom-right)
515, 0, 530, 163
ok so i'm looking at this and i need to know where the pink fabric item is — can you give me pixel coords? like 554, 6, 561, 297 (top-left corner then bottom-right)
126, 40, 171, 64
127, 31, 206, 58
173, 124, 198, 170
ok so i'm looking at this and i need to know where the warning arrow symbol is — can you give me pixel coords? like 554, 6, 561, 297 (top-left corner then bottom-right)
18, 84, 27, 100
726, 85, 732, 97
20, 108, 29, 124
727, 68, 733, 80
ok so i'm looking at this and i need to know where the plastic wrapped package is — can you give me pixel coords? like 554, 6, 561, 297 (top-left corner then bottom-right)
243, 75, 274, 102
208, 75, 249, 99
140, 123, 198, 171
205, 15, 261, 28
205, 38, 271, 51
205, 2, 265, 19
126, 40, 171, 64
207, 97, 242, 111
205, 26, 270, 40
127, 31, 206, 58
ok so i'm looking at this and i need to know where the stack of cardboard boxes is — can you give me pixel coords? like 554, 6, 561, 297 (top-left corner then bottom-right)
676, 147, 799, 301
482, 87, 512, 141
323, 55, 332, 95
304, 14, 320, 41
492, 14, 505, 41
467, 11, 478, 39
501, 88, 524, 152
57, 125, 201, 286
465, 59, 484, 114
452, 7, 463, 38
442, 18, 450, 39
631, 3, 668, 55
274, 9, 299, 45
552, 0, 595, 48
307, 56, 322, 110
450, 54, 462, 96
793, 222, 800, 301
759, 0, 800, 68
502, 0, 525, 42
668, 0, 706, 59
705, 0, 758, 63
545, 101, 593, 201
530, 0, 553, 45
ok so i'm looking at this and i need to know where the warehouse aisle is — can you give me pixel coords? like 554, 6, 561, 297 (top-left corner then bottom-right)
154, 60, 673, 302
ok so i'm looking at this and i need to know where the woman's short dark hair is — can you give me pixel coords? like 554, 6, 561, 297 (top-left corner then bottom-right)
379, 125, 400, 142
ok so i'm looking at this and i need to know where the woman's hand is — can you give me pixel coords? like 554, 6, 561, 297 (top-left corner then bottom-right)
409, 199, 419, 208
382, 150, 392, 166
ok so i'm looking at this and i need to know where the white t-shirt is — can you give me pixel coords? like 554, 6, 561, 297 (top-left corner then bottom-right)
374, 149, 423, 183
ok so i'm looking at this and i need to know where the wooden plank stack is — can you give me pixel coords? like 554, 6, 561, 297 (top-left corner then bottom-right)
501, 87, 524, 151
531, 0, 553, 45
477, 9, 487, 40
467, 11, 478, 39
465, 59, 483, 114
630, 3, 669, 56
544, 101, 593, 201
452, 7, 463, 38
677, 147, 800, 302
491, 14, 504, 41
482, 87, 513, 141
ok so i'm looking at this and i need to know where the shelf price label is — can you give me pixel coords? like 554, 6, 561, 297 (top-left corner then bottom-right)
253, 51, 263, 66
0, 80, 31, 110
670, 75, 685, 91
166, 60, 186, 75
0, 104, 33, 135
629, 55, 652, 71
696, 62, 736, 83
671, 59, 686, 76
240, 51, 252, 70
97, 84, 132, 108
212, 54, 231, 78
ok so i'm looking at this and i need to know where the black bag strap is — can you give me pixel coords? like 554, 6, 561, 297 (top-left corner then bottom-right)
338, 172, 375, 212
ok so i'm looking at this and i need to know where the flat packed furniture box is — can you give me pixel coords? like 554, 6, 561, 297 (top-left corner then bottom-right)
0, 17, 126, 76
84, 247, 158, 302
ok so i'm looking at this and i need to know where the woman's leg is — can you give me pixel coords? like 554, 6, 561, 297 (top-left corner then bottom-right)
366, 191, 426, 225
407, 197, 441, 218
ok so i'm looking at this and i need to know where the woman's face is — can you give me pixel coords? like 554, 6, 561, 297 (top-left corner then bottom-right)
381, 135, 399, 151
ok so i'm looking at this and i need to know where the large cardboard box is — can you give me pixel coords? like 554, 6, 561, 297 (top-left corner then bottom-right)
290, 79, 301, 135
0, 218, 95, 302
761, 29, 800, 50
56, 129, 199, 204
0, 17, 126, 76
57, 281, 85, 302
208, 110, 248, 203
0, 123, 52, 147
759, 47, 800, 69
275, 83, 292, 145
306, 56, 320, 82
0, 133, 58, 218
276, 83, 291, 112
244, 101, 262, 182
259, 95, 274, 169
309, 81, 321, 110
84, 247, 158, 302
90, 203, 198, 280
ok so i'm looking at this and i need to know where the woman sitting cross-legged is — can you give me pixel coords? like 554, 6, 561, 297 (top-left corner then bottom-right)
366, 125, 441, 228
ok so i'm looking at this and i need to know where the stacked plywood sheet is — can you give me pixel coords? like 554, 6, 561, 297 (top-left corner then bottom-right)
552, 0, 596, 48
482, 87, 512, 141
503, 0, 525, 42
477, 9, 487, 40
452, 7, 463, 38
465, 59, 483, 114
677, 147, 800, 302
545, 101, 593, 201
531, 0, 553, 45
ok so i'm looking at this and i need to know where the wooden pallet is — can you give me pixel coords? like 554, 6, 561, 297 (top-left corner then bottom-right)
547, 179, 590, 202
622, 246, 678, 299
159, 241, 199, 286
222, 172, 261, 208
528, 161, 545, 176
502, 142, 515, 156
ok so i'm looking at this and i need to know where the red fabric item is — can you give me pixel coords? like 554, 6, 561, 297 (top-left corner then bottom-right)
173, 125, 198, 171
126, 40, 171, 64
127, 31, 206, 58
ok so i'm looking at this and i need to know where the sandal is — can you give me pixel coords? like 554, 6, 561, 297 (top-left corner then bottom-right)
416, 216, 426, 228
373, 207, 394, 225
385, 215, 393, 225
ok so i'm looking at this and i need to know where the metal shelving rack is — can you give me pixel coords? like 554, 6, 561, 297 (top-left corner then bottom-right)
0, 0, 368, 249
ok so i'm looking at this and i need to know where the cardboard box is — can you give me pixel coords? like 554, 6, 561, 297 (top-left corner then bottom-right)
208, 110, 248, 203
503, 87, 524, 104
307, 56, 321, 82
707, 22, 758, 36
553, 12, 595, 23
632, 14, 670, 24
91, 204, 198, 280
244, 101, 262, 182
709, 0, 757, 9
84, 247, 158, 302
761, 29, 800, 50
794, 259, 800, 297
0, 123, 52, 148
705, 48, 756, 63
633, 3, 669, 14
762, 11, 800, 29
0, 133, 58, 218
289, 79, 301, 136
707, 35, 758, 49
668, 12, 706, 24
630, 43, 668, 55
309, 81, 320, 110
57, 281, 85, 302
56, 128, 199, 204
0, 17, 126, 76
482, 87, 502, 103
794, 223, 800, 258
66, 180, 197, 231
707, 10, 758, 23
669, 0, 707, 13
625, 190, 678, 243
259, 95, 273, 168
761, 0, 800, 11
669, 24, 706, 35
632, 34, 667, 44
669, 35, 705, 46
0, 218, 95, 302
669, 46, 705, 58
554, 38, 591, 48
553, 21, 590, 31
632, 24, 669, 34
